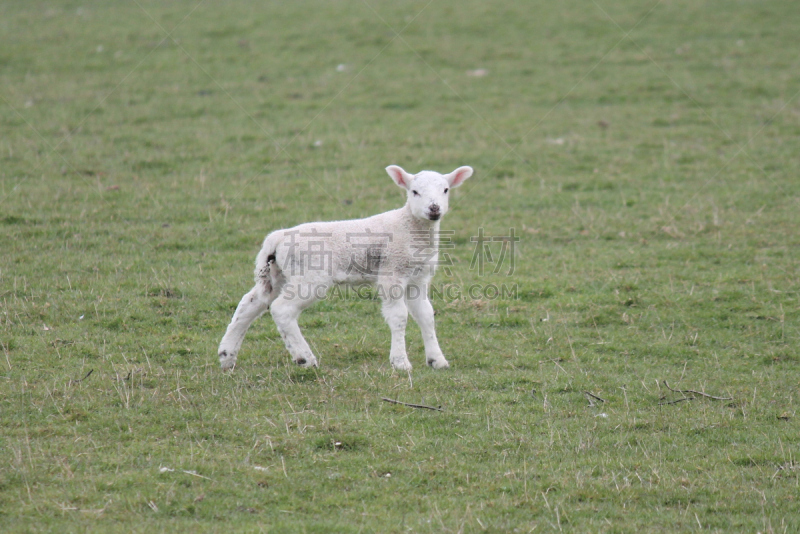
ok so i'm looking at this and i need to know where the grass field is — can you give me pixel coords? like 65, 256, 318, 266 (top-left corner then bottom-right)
2, 0, 799, 531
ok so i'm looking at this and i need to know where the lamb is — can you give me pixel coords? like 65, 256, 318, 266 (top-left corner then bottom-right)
218, 164, 474, 371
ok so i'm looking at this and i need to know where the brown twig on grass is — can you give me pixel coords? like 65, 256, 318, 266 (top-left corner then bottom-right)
663, 380, 732, 401
381, 397, 443, 411
583, 391, 606, 407
69, 368, 93, 385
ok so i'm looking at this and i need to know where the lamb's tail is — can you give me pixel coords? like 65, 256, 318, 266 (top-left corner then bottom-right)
254, 231, 283, 294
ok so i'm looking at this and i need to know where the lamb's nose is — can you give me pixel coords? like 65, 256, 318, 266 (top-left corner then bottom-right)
429, 204, 440, 213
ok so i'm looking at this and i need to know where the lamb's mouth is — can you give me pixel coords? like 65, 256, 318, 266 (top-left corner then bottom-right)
428, 213, 441, 221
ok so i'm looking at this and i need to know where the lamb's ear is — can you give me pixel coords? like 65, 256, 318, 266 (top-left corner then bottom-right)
386, 165, 413, 189
446, 166, 473, 188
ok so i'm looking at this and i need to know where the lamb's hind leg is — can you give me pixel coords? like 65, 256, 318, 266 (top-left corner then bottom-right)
218, 285, 273, 370
270, 292, 320, 368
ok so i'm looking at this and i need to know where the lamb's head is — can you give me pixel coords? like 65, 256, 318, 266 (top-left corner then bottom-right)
386, 165, 473, 222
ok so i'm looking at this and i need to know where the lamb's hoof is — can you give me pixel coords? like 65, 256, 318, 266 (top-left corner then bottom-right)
219, 350, 237, 371
428, 358, 450, 370
391, 358, 413, 371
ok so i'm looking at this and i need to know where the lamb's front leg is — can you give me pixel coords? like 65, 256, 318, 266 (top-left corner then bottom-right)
270, 294, 319, 368
406, 289, 449, 369
381, 289, 412, 371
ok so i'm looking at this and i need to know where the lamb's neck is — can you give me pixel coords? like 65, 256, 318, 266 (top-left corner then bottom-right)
397, 205, 440, 254
412, 218, 441, 233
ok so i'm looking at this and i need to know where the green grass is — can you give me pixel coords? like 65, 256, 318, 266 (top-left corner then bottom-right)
1, 0, 799, 531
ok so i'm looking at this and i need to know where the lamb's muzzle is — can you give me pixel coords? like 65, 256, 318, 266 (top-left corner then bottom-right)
217, 164, 474, 371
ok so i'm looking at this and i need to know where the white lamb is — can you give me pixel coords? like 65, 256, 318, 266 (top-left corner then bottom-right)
218, 164, 474, 371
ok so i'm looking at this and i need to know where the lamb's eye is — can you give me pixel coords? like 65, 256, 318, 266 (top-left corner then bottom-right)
412, 190, 420, 196
444, 188, 449, 194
